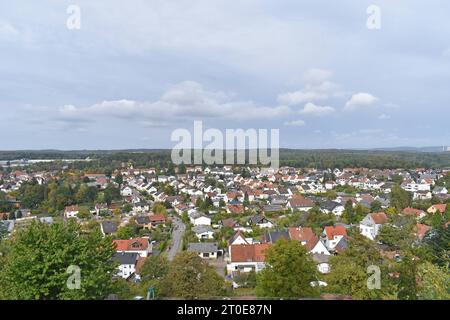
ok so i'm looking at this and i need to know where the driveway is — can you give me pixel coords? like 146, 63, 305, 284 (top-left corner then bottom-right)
167, 216, 185, 261
208, 255, 227, 277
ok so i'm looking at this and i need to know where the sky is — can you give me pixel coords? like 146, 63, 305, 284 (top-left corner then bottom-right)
1, 0, 449, 150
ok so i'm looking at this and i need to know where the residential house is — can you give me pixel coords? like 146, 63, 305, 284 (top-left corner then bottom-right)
192, 225, 215, 240
415, 224, 432, 241
247, 215, 274, 229
320, 201, 345, 216
227, 204, 245, 214
402, 207, 426, 219
229, 231, 253, 246
227, 243, 270, 275
95, 203, 108, 215
288, 227, 330, 255
120, 186, 133, 197
100, 220, 118, 236
433, 186, 448, 195
149, 214, 166, 228
263, 230, 290, 243
188, 242, 220, 259
191, 215, 212, 226
359, 212, 389, 240
112, 252, 139, 279
113, 237, 152, 257
313, 254, 331, 274
322, 226, 348, 251
427, 204, 447, 215
135, 215, 152, 229
64, 205, 79, 219
287, 195, 314, 212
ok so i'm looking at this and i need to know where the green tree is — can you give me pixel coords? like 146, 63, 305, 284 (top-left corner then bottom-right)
256, 240, 319, 299
377, 222, 415, 250
391, 185, 412, 210
116, 224, 135, 240
77, 206, 91, 220
327, 234, 396, 300
342, 200, 355, 224
114, 174, 124, 188
416, 262, 450, 300
139, 255, 169, 284
0, 223, 8, 241
123, 203, 133, 213
233, 270, 257, 288
396, 254, 419, 300
370, 200, 382, 212
422, 224, 449, 268
0, 220, 116, 299
75, 184, 88, 204
159, 252, 226, 299
153, 202, 168, 216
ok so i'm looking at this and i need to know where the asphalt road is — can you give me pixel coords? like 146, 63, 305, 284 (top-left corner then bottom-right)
167, 216, 186, 261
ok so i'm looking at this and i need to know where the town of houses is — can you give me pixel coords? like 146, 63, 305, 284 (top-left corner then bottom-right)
0, 164, 449, 290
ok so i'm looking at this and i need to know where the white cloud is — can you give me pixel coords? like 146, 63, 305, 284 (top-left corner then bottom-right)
27, 81, 293, 126
302, 68, 333, 84
284, 119, 306, 127
299, 102, 335, 116
344, 92, 378, 111
277, 90, 328, 105
278, 68, 343, 106
378, 113, 391, 120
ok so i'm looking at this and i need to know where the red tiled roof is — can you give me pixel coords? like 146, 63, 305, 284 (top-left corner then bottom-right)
371, 212, 388, 224
288, 227, 315, 242
402, 207, 424, 217
289, 227, 320, 251
431, 204, 447, 214
227, 204, 244, 214
149, 214, 166, 222
230, 244, 270, 263
415, 224, 432, 240
113, 237, 149, 251
324, 225, 347, 240
65, 205, 79, 212
289, 195, 314, 207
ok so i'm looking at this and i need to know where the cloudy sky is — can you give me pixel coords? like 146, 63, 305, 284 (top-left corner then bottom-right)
1, 0, 449, 150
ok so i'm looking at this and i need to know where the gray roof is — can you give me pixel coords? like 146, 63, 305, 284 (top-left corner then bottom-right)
192, 225, 214, 234
101, 221, 118, 234
187, 242, 218, 253
249, 214, 270, 225
135, 215, 150, 225
264, 230, 289, 243
263, 204, 284, 212
320, 200, 341, 211
112, 252, 138, 265
335, 237, 349, 252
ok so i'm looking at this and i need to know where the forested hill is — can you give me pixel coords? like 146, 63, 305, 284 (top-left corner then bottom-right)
1, 149, 449, 170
